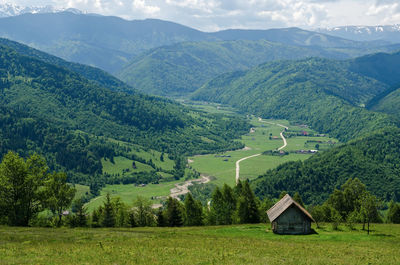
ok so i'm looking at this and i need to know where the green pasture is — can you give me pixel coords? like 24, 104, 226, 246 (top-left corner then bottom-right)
101, 156, 154, 175
189, 117, 337, 186
85, 180, 181, 211
73, 184, 90, 201
1, 224, 399, 264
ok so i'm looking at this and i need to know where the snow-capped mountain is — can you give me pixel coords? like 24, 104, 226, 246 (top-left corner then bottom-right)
317, 25, 400, 43
0, 3, 82, 17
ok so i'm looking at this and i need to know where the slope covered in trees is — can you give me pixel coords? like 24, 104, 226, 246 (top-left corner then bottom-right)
251, 128, 400, 205
0, 41, 250, 187
1, 12, 398, 74
116, 40, 374, 97
0, 37, 132, 92
192, 56, 397, 141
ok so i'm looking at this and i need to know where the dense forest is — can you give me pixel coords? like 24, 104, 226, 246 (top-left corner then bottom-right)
117, 40, 385, 97
0, 41, 250, 189
192, 56, 398, 142
251, 128, 400, 204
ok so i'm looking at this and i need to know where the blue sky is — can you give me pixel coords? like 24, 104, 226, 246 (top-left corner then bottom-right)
2, 0, 400, 31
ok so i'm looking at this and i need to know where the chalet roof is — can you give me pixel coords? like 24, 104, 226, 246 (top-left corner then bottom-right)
267, 194, 315, 223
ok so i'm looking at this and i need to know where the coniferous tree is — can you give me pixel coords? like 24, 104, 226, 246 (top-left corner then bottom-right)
184, 193, 203, 226
237, 181, 260, 224
156, 207, 165, 227
210, 187, 224, 225
221, 184, 236, 224
166, 197, 183, 227
102, 193, 115, 227
75, 199, 88, 227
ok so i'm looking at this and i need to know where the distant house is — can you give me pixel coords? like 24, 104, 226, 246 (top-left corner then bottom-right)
267, 194, 315, 235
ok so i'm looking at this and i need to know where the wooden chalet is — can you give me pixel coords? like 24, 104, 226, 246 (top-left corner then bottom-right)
267, 194, 315, 235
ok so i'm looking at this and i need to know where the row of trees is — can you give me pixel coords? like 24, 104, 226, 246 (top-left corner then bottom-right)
309, 178, 400, 233
61, 180, 273, 228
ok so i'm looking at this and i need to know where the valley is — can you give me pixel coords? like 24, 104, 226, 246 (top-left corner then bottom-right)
83, 103, 338, 209
1, 8, 400, 265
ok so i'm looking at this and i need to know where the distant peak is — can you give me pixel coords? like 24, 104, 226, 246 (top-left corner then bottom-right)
0, 3, 84, 17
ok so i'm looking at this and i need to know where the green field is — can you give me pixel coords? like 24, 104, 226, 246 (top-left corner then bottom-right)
189, 117, 338, 186
102, 156, 154, 175
1, 224, 399, 264
87, 103, 338, 209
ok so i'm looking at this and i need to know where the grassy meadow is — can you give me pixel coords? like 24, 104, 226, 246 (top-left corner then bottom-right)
189, 116, 338, 186
1, 223, 399, 264
85, 103, 338, 210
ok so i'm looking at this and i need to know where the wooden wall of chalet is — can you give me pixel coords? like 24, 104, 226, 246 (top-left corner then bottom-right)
271, 205, 311, 235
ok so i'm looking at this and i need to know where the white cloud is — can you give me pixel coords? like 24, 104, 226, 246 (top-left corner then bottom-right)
132, 0, 160, 15
3, 0, 400, 30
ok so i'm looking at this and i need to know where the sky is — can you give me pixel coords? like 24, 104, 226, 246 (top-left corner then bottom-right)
2, 0, 400, 31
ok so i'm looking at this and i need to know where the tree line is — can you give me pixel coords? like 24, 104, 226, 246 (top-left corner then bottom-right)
2, 152, 399, 228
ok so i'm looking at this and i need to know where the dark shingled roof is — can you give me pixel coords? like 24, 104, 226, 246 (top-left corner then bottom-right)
267, 194, 315, 222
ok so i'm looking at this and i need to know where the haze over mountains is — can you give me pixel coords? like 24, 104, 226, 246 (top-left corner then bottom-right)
1, 9, 400, 76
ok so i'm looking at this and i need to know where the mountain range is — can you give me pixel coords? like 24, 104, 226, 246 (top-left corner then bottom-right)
318, 25, 400, 43
1, 11, 398, 74
0, 3, 82, 17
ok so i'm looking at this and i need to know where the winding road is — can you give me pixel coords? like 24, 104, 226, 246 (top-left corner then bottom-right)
235, 118, 288, 183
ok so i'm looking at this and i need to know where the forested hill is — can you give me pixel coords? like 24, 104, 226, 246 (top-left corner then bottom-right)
251, 128, 400, 205
192, 56, 397, 142
117, 39, 399, 97
0, 12, 212, 72
1, 12, 398, 74
0, 38, 132, 93
0, 44, 249, 157
117, 40, 348, 96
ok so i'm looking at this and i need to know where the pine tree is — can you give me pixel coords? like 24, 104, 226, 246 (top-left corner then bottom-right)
73, 199, 87, 227
184, 193, 203, 226
156, 207, 165, 227
221, 184, 236, 224
237, 181, 260, 224
210, 187, 225, 225
166, 197, 183, 227
102, 193, 115, 227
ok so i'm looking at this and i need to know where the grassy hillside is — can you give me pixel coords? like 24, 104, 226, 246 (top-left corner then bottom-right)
1, 224, 399, 264
252, 128, 400, 204
192, 57, 396, 142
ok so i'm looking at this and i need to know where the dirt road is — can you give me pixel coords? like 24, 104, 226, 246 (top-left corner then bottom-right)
234, 118, 289, 183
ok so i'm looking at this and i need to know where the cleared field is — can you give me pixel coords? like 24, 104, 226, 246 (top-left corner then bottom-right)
102, 156, 154, 174
73, 184, 90, 200
189, 117, 338, 186
1, 224, 399, 265
85, 180, 181, 211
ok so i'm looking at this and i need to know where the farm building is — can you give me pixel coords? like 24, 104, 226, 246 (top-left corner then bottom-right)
267, 194, 315, 235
